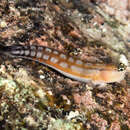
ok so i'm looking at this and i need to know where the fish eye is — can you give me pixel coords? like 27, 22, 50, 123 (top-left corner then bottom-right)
117, 63, 126, 71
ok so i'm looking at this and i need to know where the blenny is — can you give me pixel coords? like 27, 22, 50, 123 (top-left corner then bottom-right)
0, 44, 126, 83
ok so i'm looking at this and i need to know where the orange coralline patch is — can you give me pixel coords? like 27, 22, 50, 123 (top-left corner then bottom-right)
68, 30, 82, 38
109, 117, 121, 130
1, 27, 25, 38
91, 14, 105, 25
35, 38, 48, 46
29, 37, 48, 46
53, 5, 61, 13
73, 91, 98, 110
90, 113, 108, 129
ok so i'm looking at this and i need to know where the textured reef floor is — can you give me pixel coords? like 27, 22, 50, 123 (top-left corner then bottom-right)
0, 0, 129, 129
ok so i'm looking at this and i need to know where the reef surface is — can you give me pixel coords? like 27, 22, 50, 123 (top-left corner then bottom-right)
0, 0, 129, 129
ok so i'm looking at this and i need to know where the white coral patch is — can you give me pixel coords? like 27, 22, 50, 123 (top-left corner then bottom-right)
119, 54, 128, 66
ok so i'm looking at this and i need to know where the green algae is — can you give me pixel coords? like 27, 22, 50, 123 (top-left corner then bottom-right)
0, 75, 83, 129
48, 119, 82, 130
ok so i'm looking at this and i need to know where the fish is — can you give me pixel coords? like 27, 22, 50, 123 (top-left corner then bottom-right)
0, 44, 126, 83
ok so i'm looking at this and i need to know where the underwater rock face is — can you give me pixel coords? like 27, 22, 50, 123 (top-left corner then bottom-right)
0, 0, 129, 129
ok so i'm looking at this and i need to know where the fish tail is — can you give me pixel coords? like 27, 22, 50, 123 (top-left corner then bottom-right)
0, 43, 8, 52
0, 44, 24, 52
0, 43, 23, 56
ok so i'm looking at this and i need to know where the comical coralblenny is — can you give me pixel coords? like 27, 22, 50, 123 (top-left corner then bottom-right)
0, 44, 126, 83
